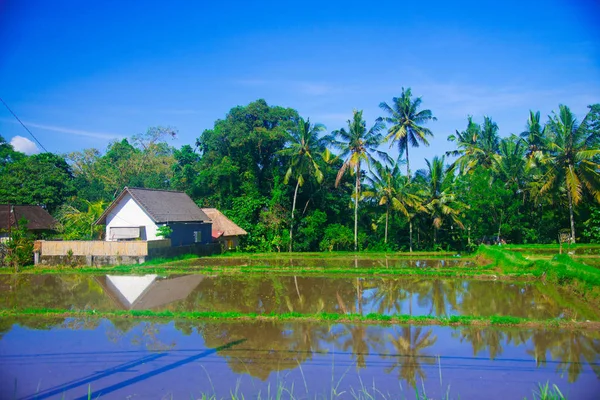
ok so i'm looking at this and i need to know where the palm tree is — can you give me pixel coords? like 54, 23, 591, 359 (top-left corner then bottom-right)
520, 110, 546, 159
280, 117, 326, 252
446, 116, 501, 174
378, 88, 436, 178
540, 105, 600, 242
56, 200, 107, 240
364, 158, 420, 245
420, 156, 466, 245
494, 135, 530, 194
328, 110, 389, 251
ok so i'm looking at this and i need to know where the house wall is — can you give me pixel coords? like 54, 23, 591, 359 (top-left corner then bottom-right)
169, 222, 212, 246
105, 193, 159, 241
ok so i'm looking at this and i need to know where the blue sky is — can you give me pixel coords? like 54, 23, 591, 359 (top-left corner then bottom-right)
1, 0, 599, 171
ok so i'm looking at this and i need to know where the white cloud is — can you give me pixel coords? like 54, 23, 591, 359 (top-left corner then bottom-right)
23, 122, 123, 140
10, 136, 40, 155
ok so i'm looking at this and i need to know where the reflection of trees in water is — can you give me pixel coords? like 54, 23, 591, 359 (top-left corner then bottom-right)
196, 320, 329, 381
384, 326, 437, 388
416, 279, 463, 316
368, 277, 409, 315
330, 324, 384, 370
454, 326, 600, 383
102, 319, 176, 352
527, 329, 600, 383
180, 275, 355, 315
0, 274, 110, 310
453, 326, 505, 360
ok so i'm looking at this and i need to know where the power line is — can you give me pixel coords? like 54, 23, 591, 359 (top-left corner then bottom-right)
0, 96, 49, 153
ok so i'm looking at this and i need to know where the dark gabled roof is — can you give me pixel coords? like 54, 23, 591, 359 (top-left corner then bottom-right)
0, 205, 57, 231
95, 187, 211, 225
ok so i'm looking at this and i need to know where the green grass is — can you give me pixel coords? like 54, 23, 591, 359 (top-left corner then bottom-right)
478, 246, 600, 305
2, 307, 598, 330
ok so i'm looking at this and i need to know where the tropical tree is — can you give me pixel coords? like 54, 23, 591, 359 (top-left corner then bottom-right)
56, 200, 108, 240
494, 135, 528, 190
540, 104, 600, 242
447, 116, 500, 174
378, 88, 436, 178
365, 159, 401, 244
279, 117, 327, 252
365, 158, 425, 249
419, 156, 466, 245
520, 110, 546, 159
328, 110, 389, 251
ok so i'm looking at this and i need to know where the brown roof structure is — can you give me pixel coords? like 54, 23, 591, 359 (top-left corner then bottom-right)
201, 208, 247, 237
0, 205, 57, 231
95, 187, 211, 225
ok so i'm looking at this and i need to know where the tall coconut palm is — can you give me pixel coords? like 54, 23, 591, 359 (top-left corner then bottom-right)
494, 135, 529, 191
446, 116, 501, 174
520, 110, 546, 159
420, 156, 466, 244
364, 158, 419, 245
280, 117, 326, 252
541, 105, 600, 242
378, 88, 436, 178
328, 110, 389, 251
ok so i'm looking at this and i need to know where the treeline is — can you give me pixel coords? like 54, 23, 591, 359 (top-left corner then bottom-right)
1, 91, 599, 252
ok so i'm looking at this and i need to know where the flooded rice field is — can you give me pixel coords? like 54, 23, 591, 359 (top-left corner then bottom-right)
1, 273, 598, 320
1, 318, 599, 399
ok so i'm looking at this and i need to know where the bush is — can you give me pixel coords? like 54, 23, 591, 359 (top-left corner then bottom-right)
319, 224, 354, 251
3, 218, 34, 271
156, 225, 173, 239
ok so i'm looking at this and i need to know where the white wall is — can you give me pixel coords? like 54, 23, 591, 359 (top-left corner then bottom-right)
105, 193, 160, 241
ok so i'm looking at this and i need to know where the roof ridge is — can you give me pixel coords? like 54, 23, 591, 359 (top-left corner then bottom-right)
127, 187, 185, 193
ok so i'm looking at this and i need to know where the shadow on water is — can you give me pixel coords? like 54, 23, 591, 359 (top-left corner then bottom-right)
19, 338, 246, 400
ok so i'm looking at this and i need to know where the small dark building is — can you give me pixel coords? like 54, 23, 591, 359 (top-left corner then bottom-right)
0, 204, 57, 240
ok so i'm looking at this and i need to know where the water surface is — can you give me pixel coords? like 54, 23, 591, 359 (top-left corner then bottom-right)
1, 317, 598, 399
1, 273, 597, 320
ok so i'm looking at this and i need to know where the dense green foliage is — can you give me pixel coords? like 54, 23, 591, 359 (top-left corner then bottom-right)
1, 218, 34, 271
1, 97, 599, 250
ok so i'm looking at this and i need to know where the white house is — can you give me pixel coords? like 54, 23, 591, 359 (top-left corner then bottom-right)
95, 187, 212, 246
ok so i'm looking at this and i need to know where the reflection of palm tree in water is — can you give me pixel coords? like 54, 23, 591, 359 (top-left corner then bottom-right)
333, 272, 385, 370
384, 326, 437, 388
453, 326, 504, 360
416, 279, 462, 316
369, 277, 409, 315
527, 330, 600, 383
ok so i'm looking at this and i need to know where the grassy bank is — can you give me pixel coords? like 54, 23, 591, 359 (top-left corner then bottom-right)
478, 246, 600, 305
2, 307, 599, 330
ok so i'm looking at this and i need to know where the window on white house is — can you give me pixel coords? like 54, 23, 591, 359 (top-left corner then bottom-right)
194, 231, 202, 243
110, 227, 141, 241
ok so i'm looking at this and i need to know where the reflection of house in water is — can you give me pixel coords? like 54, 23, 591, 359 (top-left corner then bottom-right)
96, 274, 204, 310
